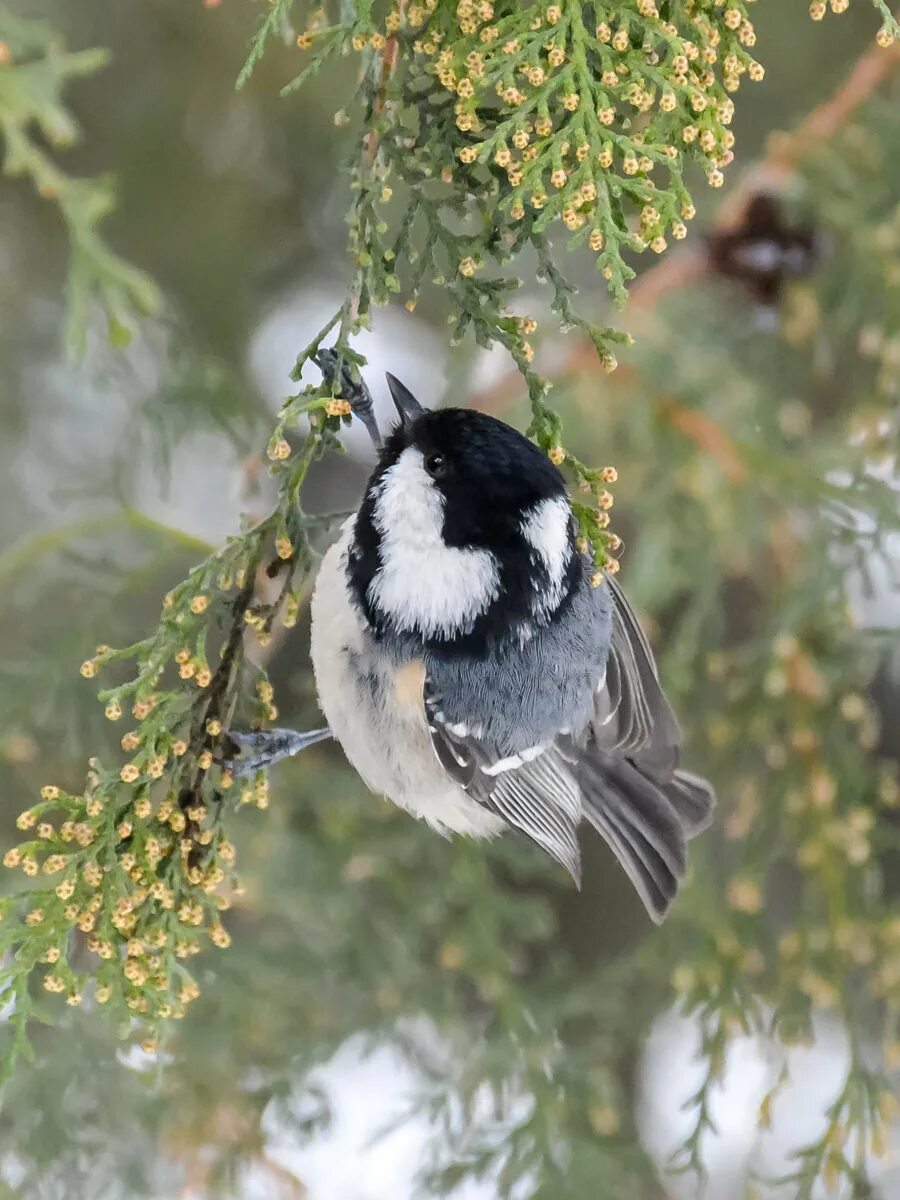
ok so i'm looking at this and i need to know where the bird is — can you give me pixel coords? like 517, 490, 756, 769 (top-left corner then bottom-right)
229, 367, 714, 923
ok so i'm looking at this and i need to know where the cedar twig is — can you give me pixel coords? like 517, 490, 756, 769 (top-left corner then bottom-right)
469, 33, 900, 413
363, 3, 404, 163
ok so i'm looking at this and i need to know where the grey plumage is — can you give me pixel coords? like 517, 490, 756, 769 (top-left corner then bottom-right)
423, 556, 611, 758
418, 569, 713, 919
303, 386, 714, 922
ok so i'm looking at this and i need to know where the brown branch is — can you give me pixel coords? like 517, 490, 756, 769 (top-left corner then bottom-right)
171, 1110, 307, 1199
257, 1154, 308, 1199
658, 398, 749, 484
628, 247, 709, 311
767, 34, 900, 173
363, 2, 405, 163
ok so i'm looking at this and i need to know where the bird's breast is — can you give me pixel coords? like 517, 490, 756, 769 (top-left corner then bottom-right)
309, 527, 503, 839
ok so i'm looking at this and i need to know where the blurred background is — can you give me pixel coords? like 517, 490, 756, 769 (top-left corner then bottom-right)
1, 2, 899, 1197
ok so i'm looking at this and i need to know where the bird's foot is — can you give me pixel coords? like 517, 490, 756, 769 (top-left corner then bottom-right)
315, 347, 381, 448
223, 727, 332, 777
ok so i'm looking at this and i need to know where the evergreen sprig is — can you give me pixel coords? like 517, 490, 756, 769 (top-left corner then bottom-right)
257, 0, 899, 559
2, 8, 900, 1197
0, 324, 364, 1068
0, 6, 158, 356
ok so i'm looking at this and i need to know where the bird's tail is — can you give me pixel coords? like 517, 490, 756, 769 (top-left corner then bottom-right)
578, 753, 715, 924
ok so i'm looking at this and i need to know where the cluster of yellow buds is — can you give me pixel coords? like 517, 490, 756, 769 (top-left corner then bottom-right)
240, 774, 271, 811
0, 657, 244, 1019
267, 435, 291, 461
324, 397, 353, 418
385, 0, 774, 296
0, 409, 316, 1068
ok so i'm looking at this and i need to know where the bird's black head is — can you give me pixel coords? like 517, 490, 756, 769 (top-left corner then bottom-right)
346, 376, 580, 649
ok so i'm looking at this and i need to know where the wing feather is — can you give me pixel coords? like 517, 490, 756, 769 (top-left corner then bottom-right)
420, 573, 714, 920
425, 679, 583, 883
594, 578, 680, 775
486, 752, 583, 884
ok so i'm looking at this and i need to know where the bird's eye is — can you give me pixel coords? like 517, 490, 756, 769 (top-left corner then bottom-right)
424, 453, 447, 478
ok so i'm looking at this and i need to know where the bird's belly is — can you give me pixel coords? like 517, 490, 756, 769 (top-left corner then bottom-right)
309, 539, 503, 839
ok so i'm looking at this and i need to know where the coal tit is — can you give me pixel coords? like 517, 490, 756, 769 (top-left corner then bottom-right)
228, 371, 714, 921
291, 374, 713, 922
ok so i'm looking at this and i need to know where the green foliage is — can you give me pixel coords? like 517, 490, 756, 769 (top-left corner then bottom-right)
0, 5, 158, 356
238, 0, 899, 561
563, 90, 900, 1195
2, 3, 900, 1198
236, 0, 298, 91
382, 0, 749, 295
0, 417, 342, 1068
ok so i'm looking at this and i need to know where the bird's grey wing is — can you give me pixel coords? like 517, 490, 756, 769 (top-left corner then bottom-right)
593, 577, 680, 770
578, 578, 715, 921
422, 573, 713, 918
423, 677, 584, 884
593, 578, 713, 832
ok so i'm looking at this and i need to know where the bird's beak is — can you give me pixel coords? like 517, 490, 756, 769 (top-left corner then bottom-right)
385, 372, 424, 430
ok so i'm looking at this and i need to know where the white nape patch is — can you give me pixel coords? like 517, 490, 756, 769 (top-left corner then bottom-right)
369, 448, 500, 637
480, 745, 544, 776
521, 495, 573, 616
447, 722, 469, 738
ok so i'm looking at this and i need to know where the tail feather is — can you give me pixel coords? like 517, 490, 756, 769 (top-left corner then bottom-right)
584, 579, 715, 920
669, 769, 715, 836
589, 805, 679, 921
593, 757, 687, 877
579, 752, 715, 924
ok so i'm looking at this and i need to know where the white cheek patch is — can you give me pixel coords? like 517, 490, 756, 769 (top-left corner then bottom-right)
521, 495, 573, 616
369, 447, 500, 637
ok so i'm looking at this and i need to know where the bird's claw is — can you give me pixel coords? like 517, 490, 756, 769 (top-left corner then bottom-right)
222, 727, 332, 778
315, 348, 382, 448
